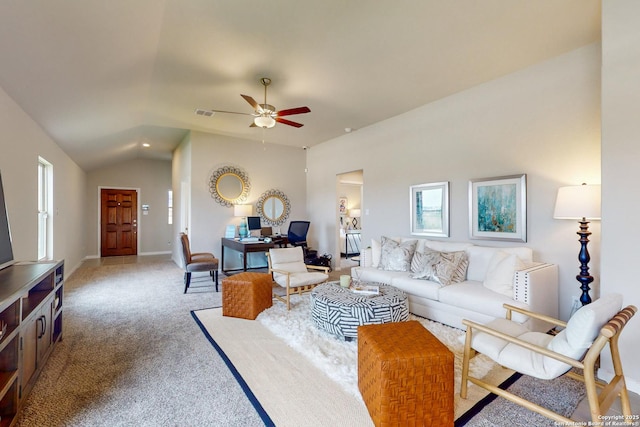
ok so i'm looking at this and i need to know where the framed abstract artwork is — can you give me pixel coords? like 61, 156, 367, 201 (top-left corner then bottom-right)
469, 174, 527, 242
410, 181, 449, 237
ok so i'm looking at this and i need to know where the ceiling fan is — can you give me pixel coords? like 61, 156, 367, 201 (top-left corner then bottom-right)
196, 77, 310, 128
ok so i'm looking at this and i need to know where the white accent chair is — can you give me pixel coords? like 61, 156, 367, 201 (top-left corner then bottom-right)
460, 293, 636, 425
267, 246, 329, 310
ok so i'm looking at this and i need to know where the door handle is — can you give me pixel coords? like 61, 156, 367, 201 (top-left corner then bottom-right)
37, 316, 43, 339
37, 315, 47, 339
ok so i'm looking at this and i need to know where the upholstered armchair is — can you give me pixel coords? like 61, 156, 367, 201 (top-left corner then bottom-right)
267, 246, 329, 310
179, 233, 219, 293
460, 293, 636, 425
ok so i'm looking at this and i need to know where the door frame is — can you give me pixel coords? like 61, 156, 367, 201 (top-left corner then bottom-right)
335, 170, 364, 271
97, 186, 141, 257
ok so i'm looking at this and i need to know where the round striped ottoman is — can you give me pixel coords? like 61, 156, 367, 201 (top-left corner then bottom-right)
310, 282, 409, 340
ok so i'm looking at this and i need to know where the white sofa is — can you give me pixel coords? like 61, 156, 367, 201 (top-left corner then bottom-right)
351, 237, 558, 332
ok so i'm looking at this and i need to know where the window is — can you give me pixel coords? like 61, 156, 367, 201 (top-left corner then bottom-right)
168, 190, 173, 225
38, 157, 53, 260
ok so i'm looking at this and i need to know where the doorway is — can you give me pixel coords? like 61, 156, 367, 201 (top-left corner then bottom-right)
336, 170, 363, 271
100, 188, 138, 257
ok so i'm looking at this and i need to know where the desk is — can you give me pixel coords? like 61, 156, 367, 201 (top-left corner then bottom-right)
344, 230, 361, 259
221, 237, 288, 273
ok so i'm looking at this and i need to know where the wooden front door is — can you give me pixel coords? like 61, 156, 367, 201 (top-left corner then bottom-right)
100, 189, 138, 257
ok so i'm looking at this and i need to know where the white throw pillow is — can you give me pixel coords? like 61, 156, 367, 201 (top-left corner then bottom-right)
371, 238, 382, 268
371, 236, 402, 269
483, 251, 524, 298
544, 293, 623, 377
378, 236, 417, 272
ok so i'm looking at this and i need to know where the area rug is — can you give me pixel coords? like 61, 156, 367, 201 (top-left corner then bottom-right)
192, 307, 371, 427
254, 293, 506, 417
192, 294, 510, 426
192, 294, 587, 426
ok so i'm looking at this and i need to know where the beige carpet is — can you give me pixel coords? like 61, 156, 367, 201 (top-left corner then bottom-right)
193, 306, 515, 426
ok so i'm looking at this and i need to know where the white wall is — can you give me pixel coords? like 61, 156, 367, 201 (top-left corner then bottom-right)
174, 131, 306, 270
85, 158, 173, 257
0, 85, 86, 273
171, 132, 192, 264
600, 0, 640, 392
308, 44, 601, 321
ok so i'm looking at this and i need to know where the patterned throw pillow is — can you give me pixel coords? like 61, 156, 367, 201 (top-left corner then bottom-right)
410, 248, 439, 274
378, 236, 417, 271
411, 250, 469, 286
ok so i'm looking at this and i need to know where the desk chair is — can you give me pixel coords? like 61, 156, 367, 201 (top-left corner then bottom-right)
287, 220, 317, 258
287, 221, 309, 246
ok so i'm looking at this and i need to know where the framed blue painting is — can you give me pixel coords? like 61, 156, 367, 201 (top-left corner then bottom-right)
469, 174, 527, 242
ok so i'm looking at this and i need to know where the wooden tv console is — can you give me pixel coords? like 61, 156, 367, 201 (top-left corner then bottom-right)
0, 260, 64, 426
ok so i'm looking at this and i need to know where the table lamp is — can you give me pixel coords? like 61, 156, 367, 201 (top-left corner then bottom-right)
349, 209, 361, 229
553, 183, 601, 305
234, 204, 253, 239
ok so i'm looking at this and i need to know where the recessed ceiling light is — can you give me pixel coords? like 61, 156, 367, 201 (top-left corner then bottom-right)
344, 127, 352, 133
142, 143, 151, 148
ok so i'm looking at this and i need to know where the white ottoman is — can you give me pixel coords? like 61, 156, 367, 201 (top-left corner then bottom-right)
310, 282, 409, 340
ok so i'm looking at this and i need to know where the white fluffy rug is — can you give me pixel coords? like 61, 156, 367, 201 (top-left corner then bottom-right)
257, 293, 499, 403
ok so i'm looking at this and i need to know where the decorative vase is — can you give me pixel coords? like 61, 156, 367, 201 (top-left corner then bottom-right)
239, 221, 248, 238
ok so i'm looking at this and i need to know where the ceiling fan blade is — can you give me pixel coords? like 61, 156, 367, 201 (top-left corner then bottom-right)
275, 117, 304, 128
241, 94, 264, 113
249, 122, 257, 127
210, 109, 254, 116
276, 106, 311, 117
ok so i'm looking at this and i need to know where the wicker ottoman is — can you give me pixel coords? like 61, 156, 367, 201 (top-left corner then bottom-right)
358, 320, 454, 427
222, 272, 273, 320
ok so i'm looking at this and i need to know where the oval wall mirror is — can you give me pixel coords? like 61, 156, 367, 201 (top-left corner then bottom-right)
257, 189, 291, 226
209, 166, 251, 207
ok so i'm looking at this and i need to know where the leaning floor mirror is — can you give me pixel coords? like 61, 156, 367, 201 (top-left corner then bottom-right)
410, 181, 450, 237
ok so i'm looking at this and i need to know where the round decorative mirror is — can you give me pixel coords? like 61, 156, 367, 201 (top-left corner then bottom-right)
257, 189, 291, 226
209, 166, 250, 207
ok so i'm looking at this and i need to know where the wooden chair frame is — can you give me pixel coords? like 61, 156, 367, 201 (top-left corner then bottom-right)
266, 252, 329, 310
461, 303, 637, 425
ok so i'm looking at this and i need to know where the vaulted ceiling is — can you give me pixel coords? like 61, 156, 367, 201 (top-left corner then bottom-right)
0, 1, 600, 171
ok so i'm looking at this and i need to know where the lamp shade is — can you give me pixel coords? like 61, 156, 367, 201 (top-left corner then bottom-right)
233, 204, 253, 217
348, 209, 361, 218
553, 184, 601, 220
254, 115, 276, 128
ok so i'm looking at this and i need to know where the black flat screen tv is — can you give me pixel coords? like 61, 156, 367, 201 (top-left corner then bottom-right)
0, 172, 15, 271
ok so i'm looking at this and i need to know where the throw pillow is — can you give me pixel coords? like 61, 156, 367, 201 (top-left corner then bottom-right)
410, 248, 439, 274
371, 238, 383, 268
450, 253, 469, 283
483, 251, 525, 298
411, 250, 469, 286
378, 236, 417, 271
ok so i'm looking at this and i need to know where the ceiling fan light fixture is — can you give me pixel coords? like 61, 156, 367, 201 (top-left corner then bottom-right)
254, 115, 276, 128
